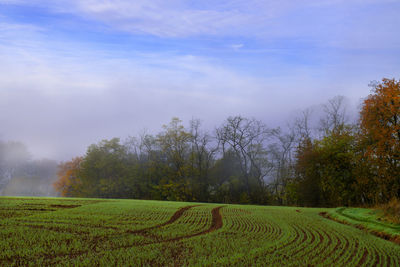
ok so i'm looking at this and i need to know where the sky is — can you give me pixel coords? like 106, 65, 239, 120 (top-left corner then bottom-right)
0, 0, 399, 161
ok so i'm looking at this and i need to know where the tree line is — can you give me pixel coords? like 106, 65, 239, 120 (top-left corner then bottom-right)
54, 78, 400, 207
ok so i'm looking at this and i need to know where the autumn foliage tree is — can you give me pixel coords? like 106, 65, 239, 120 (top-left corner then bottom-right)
359, 78, 400, 203
53, 157, 83, 197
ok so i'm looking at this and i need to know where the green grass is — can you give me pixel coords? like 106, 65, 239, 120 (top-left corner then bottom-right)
328, 207, 400, 238
1, 197, 400, 266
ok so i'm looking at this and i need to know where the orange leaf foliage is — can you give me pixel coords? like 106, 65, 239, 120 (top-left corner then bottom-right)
53, 157, 83, 197
359, 78, 400, 201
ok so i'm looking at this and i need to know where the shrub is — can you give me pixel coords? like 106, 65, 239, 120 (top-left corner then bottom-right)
381, 198, 400, 224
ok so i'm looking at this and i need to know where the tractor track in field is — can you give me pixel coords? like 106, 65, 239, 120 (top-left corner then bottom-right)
33, 205, 225, 265
5, 203, 400, 266
126, 205, 199, 235
118, 205, 224, 247
151, 205, 224, 243
89, 205, 202, 248
4, 205, 198, 264
98, 206, 225, 257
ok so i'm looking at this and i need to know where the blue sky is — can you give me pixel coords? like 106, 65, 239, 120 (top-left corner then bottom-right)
0, 0, 399, 160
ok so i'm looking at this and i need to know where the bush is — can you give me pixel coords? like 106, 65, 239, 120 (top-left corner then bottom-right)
381, 198, 400, 224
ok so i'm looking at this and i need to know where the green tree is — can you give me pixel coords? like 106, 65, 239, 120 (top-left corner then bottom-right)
154, 118, 193, 201
317, 126, 357, 206
209, 150, 244, 203
78, 138, 133, 198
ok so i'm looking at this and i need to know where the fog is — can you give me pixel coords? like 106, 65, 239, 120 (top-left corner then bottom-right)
0, 87, 361, 162
0, 141, 58, 196
0, 1, 399, 195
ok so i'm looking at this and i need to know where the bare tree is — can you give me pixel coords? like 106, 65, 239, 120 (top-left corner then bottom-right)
319, 95, 349, 133
190, 119, 217, 173
216, 116, 276, 198
189, 119, 218, 198
293, 108, 314, 142
268, 128, 296, 204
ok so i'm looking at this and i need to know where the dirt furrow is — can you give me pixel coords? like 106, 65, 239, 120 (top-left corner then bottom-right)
126, 205, 198, 234
49, 205, 224, 265
143, 205, 224, 244
8, 205, 199, 265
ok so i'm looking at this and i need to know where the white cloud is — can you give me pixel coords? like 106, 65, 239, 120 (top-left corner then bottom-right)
0, 21, 288, 159
2, 0, 398, 51
0, 0, 398, 50
70, 1, 255, 37
231, 44, 244, 50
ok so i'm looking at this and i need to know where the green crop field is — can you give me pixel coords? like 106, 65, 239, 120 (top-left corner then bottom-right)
1, 197, 400, 266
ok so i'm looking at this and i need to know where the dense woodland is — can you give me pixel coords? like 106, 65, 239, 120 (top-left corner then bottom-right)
1, 79, 399, 207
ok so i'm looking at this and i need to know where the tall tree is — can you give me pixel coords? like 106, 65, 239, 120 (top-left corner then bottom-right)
154, 118, 193, 201
78, 138, 132, 198
319, 95, 349, 134
269, 129, 296, 205
291, 137, 323, 206
294, 108, 314, 142
317, 126, 357, 206
216, 116, 276, 203
209, 150, 244, 203
359, 78, 400, 202
188, 119, 217, 201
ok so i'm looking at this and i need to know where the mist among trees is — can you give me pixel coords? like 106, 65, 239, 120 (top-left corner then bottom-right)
0, 141, 58, 196
1, 79, 398, 207
48, 79, 399, 207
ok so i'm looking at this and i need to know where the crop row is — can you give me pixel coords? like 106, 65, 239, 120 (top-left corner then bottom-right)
213, 206, 400, 266
1, 198, 400, 266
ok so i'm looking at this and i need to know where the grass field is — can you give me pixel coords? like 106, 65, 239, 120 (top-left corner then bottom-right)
326, 207, 400, 243
1, 197, 400, 266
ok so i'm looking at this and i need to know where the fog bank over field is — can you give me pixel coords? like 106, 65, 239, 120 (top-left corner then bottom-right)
0, 141, 58, 196
0, 87, 360, 162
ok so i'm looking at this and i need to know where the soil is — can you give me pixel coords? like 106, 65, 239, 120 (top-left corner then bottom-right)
127, 205, 198, 234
